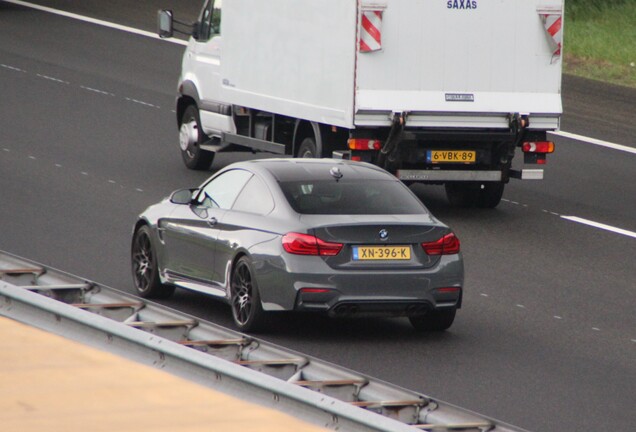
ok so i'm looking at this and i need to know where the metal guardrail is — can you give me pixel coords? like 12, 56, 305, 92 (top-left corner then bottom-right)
0, 250, 527, 432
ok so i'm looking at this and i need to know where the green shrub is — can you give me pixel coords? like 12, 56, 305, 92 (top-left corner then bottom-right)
567, 0, 633, 20
564, 0, 636, 86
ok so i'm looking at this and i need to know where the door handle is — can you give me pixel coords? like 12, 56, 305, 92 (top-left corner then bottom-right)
207, 217, 218, 227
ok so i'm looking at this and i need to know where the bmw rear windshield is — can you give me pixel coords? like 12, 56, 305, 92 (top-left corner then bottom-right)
279, 180, 427, 215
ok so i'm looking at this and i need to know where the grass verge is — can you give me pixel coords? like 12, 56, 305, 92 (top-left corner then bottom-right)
564, 1, 636, 87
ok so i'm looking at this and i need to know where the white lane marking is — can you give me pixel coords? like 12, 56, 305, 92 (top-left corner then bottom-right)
516, 304, 526, 309
36, 73, 69, 84
561, 216, 636, 239
3, 0, 188, 46
480, 293, 489, 297
554, 316, 563, 320
125, 97, 160, 109
80, 85, 115, 97
6, 63, 156, 108
592, 327, 601, 331
551, 131, 636, 155
2, 145, 150, 194
1, 63, 26, 72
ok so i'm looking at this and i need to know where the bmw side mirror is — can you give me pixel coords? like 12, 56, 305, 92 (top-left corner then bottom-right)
170, 188, 195, 205
157, 10, 174, 38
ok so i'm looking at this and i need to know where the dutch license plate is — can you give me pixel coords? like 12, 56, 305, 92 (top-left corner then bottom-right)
427, 150, 476, 164
352, 246, 411, 261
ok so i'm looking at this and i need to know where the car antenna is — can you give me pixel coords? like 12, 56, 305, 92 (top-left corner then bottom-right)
330, 166, 343, 181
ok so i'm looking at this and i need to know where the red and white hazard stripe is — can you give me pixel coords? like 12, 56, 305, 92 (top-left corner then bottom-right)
541, 13, 562, 56
360, 10, 382, 53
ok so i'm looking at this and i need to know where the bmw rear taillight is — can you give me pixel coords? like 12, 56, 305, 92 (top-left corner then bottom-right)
282, 233, 343, 256
422, 233, 460, 255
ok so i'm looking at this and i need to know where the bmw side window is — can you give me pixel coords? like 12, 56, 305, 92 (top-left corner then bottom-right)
232, 176, 275, 215
196, 0, 221, 41
198, 170, 252, 210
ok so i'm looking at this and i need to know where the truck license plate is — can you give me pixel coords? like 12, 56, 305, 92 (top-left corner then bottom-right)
427, 150, 476, 163
352, 246, 411, 261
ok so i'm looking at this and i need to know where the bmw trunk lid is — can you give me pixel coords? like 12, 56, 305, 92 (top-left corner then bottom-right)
301, 215, 450, 269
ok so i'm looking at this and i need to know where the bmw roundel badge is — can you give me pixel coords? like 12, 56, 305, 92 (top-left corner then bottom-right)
379, 229, 388, 240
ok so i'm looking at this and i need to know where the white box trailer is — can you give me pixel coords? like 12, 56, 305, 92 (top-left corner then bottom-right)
159, 0, 563, 208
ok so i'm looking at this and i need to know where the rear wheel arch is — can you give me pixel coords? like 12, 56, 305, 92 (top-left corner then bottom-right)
228, 251, 251, 298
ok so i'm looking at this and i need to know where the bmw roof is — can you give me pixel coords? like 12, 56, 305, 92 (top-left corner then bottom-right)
234, 158, 395, 182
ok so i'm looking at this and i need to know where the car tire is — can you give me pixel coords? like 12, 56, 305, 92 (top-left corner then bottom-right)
180, 105, 215, 170
131, 226, 175, 299
445, 183, 479, 208
409, 308, 456, 331
230, 256, 267, 332
297, 137, 318, 158
476, 182, 505, 208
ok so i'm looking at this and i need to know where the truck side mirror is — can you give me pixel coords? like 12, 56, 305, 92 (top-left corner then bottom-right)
157, 9, 174, 38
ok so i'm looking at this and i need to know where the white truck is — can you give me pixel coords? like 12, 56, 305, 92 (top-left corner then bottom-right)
158, 0, 563, 208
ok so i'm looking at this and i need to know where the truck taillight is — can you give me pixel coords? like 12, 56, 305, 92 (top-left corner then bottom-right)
348, 139, 382, 151
522, 141, 555, 153
422, 233, 460, 255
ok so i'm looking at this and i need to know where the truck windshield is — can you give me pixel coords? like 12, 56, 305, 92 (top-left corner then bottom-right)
279, 180, 427, 215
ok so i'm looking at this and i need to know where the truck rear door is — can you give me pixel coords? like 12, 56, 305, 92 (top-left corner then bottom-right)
354, 0, 563, 129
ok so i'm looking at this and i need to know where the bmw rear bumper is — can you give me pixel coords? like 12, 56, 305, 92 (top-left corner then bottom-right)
256, 254, 463, 316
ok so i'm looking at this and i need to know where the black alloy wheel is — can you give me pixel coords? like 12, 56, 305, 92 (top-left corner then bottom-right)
131, 226, 175, 299
230, 256, 266, 332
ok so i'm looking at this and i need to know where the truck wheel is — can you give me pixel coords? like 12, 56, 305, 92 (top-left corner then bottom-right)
409, 308, 456, 332
179, 105, 215, 170
445, 183, 479, 208
477, 182, 505, 208
297, 137, 318, 158
131, 226, 175, 299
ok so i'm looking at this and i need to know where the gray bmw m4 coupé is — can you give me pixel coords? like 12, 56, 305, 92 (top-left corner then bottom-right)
131, 159, 463, 332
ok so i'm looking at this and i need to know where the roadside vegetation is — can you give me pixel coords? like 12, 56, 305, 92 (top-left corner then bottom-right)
565, 0, 636, 87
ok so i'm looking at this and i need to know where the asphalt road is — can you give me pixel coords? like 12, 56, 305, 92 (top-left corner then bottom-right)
1, 1, 635, 431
